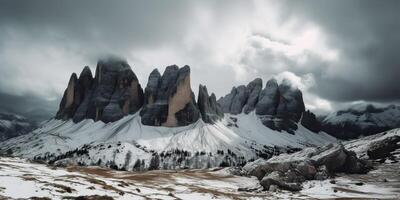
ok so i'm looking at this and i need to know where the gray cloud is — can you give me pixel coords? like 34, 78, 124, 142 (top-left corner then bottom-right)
0, 0, 399, 118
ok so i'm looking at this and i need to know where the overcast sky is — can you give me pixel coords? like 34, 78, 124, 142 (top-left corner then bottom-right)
0, 0, 399, 117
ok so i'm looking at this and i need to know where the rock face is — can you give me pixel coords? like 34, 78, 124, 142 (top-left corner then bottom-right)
56, 58, 144, 123
140, 65, 200, 127
218, 78, 312, 133
242, 143, 370, 191
367, 135, 400, 159
197, 85, 224, 124
300, 110, 322, 133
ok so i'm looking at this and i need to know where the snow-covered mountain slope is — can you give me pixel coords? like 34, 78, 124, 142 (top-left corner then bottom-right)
0, 111, 36, 142
0, 111, 336, 170
321, 104, 400, 139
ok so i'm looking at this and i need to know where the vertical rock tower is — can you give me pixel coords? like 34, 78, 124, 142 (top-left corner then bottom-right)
56, 59, 224, 127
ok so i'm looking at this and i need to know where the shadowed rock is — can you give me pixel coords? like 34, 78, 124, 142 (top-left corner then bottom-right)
56, 73, 79, 120
198, 85, 224, 123
243, 78, 262, 114
141, 65, 200, 127
57, 57, 144, 123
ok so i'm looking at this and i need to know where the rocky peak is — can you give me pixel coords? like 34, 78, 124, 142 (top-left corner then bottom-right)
55, 73, 79, 120
140, 65, 200, 127
57, 57, 144, 123
218, 77, 317, 133
198, 84, 224, 123
243, 78, 263, 114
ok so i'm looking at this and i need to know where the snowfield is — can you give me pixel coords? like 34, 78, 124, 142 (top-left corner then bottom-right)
0, 156, 398, 200
0, 112, 336, 169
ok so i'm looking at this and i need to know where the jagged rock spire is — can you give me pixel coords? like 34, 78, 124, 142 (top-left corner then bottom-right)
198, 84, 224, 123
56, 58, 144, 123
140, 65, 200, 127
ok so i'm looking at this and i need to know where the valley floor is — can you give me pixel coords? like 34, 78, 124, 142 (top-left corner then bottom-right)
0, 157, 399, 200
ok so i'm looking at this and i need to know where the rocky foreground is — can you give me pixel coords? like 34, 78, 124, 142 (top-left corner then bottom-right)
0, 129, 399, 199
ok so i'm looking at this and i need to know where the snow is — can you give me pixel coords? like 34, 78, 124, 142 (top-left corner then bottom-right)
323, 104, 400, 129
0, 111, 336, 169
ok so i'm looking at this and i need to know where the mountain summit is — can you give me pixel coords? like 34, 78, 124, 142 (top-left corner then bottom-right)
56, 58, 223, 126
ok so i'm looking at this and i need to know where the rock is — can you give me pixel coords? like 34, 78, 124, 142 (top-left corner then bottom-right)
229, 85, 249, 114
276, 79, 305, 122
243, 78, 262, 114
314, 165, 330, 180
197, 85, 224, 123
301, 110, 321, 133
313, 144, 348, 172
141, 65, 200, 127
56, 73, 79, 120
242, 158, 269, 180
260, 171, 302, 192
367, 135, 400, 159
269, 184, 278, 192
255, 78, 280, 115
260, 171, 282, 190
57, 57, 144, 123
296, 160, 317, 180
218, 87, 237, 113
143, 69, 161, 105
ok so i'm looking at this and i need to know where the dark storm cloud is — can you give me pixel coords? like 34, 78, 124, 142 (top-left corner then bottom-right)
0, 0, 399, 118
279, 0, 400, 102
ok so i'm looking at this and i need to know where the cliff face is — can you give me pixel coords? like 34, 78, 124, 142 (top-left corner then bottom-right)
56, 58, 144, 123
56, 59, 223, 126
140, 65, 201, 127
218, 78, 320, 134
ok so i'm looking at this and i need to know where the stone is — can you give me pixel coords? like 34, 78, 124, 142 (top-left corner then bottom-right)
367, 135, 400, 160
243, 78, 262, 114
314, 165, 330, 180
143, 69, 161, 105
197, 85, 224, 123
269, 184, 278, 192
300, 110, 321, 133
296, 160, 317, 180
260, 171, 282, 190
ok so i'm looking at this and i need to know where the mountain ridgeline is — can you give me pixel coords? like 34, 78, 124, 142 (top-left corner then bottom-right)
56, 58, 223, 126
218, 78, 321, 134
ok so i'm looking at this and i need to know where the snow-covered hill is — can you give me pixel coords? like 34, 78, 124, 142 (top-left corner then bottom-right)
0, 111, 336, 170
321, 104, 400, 139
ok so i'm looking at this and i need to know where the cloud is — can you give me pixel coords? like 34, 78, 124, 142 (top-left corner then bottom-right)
0, 0, 399, 118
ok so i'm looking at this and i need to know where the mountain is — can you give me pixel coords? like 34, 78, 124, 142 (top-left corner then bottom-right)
0, 111, 36, 142
321, 103, 400, 139
0, 58, 336, 170
218, 78, 321, 134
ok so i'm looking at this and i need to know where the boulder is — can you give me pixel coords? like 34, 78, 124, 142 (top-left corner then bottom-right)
296, 160, 317, 180
367, 135, 400, 159
314, 165, 330, 180
260, 171, 302, 191
243, 78, 262, 114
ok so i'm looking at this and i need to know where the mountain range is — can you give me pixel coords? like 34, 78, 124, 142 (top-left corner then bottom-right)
0, 58, 336, 170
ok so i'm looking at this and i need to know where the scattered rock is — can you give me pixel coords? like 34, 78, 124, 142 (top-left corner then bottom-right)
367, 135, 400, 160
